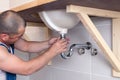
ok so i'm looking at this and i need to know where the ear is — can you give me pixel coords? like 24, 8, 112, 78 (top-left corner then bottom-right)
0, 34, 9, 41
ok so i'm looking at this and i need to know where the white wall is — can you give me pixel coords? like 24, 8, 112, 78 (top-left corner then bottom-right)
0, 0, 9, 12
0, 0, 34, 12
0, 0, 34, 11
29, 17, 120, 80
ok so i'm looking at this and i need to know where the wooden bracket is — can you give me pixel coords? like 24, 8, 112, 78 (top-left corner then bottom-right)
67, 5, 120, 77
67, 5, 120, 18
112, 19, 120, 77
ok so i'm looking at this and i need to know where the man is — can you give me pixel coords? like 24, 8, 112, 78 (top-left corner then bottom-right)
0, 10, 68, 80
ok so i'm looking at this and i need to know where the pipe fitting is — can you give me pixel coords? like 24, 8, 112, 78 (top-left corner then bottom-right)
60, 41, 98, 59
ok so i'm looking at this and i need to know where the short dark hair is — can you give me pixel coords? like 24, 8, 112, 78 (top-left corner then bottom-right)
0, 10, 26, 34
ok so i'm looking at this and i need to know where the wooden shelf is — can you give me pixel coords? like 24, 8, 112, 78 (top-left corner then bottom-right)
9, 0, 120, 23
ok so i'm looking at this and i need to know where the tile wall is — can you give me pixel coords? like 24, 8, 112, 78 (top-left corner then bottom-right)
29, 17, 120, 80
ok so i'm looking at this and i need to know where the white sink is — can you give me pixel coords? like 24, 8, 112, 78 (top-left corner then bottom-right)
38, 9, 79, 34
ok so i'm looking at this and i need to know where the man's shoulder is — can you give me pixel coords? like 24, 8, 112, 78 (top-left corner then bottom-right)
0, 46, 10, 61
0, 46, 8, 52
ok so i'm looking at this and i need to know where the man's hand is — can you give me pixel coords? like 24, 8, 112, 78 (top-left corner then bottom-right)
48, 37, 69, 45
48, 37, 58, 45
48, 38, 69, 56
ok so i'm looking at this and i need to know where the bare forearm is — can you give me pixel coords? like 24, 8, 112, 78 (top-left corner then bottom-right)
24, 39, 68, 75
0, 50, 55, 76
25, 40, 51, 53
15, 38, 58, 53
1, 38, 68, 75
23, 50, 55, 75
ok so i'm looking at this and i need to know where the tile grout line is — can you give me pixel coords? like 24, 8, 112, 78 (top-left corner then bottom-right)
49, 66, 91, 75
89, 35, 92, 80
